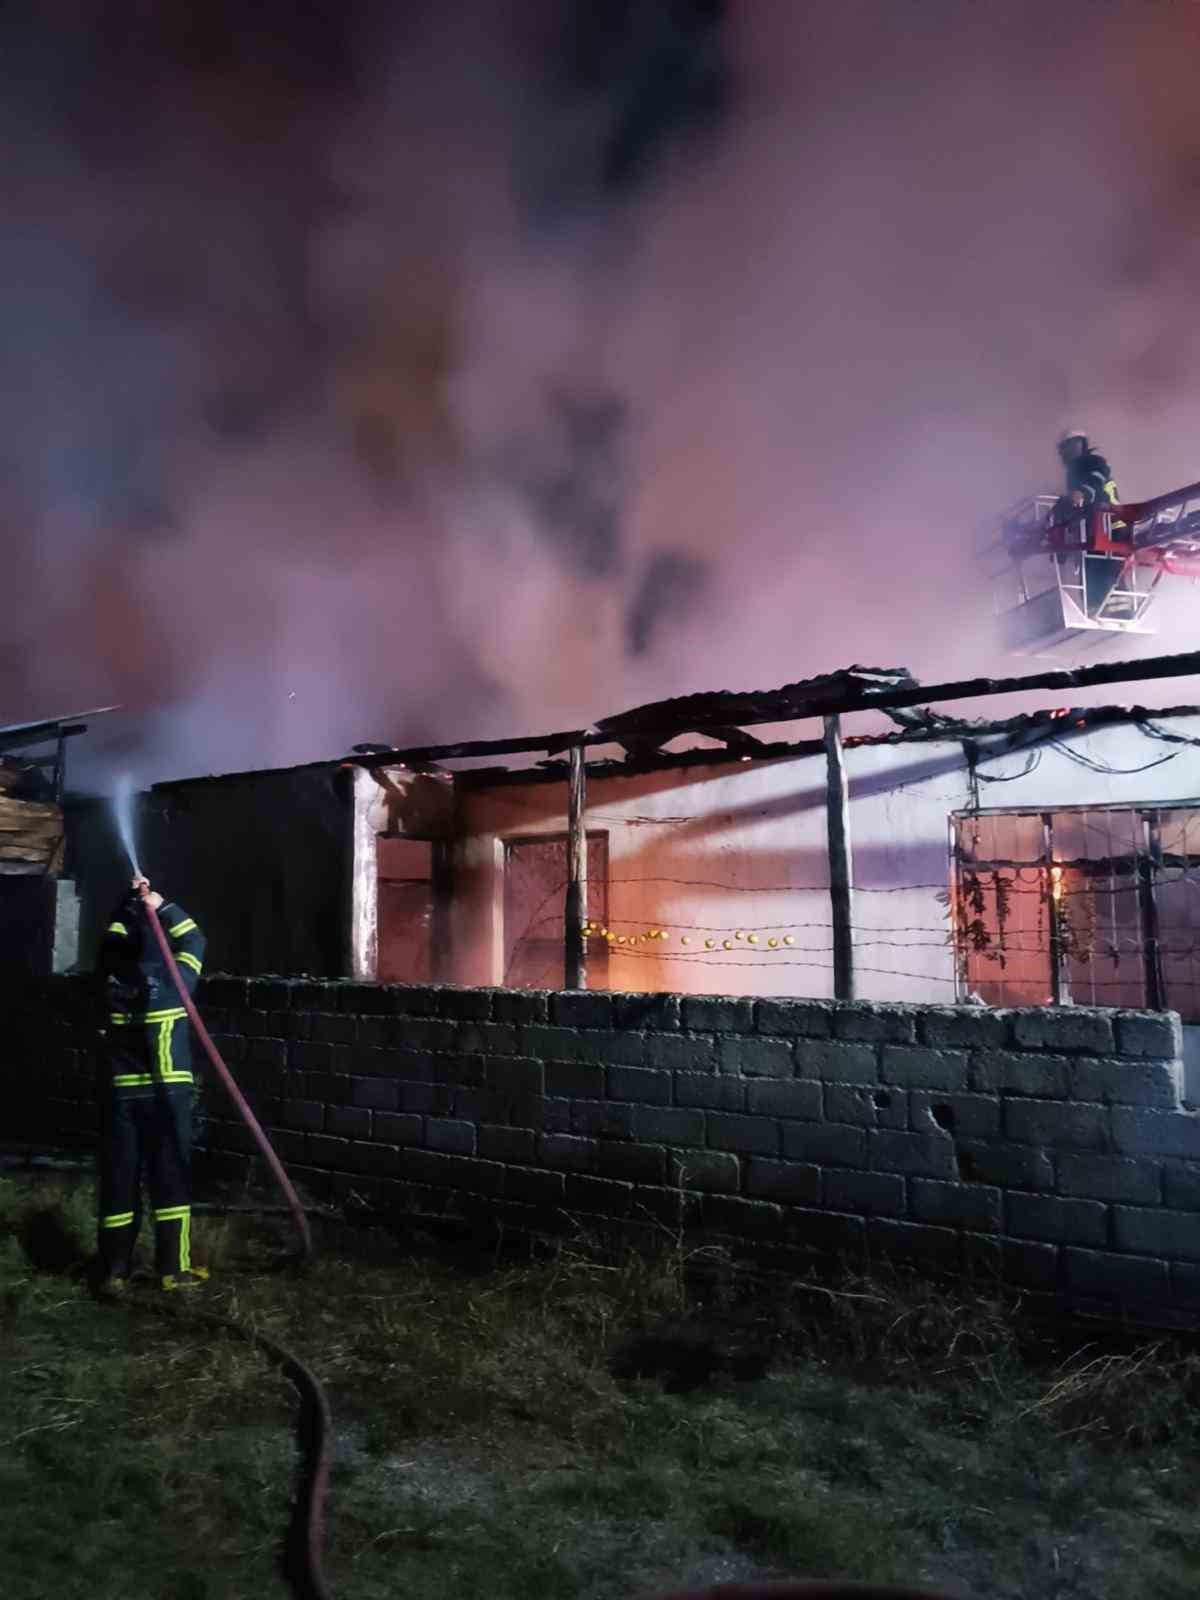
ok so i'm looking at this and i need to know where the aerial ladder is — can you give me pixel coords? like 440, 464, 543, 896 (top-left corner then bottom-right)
991, 478, 1200, 656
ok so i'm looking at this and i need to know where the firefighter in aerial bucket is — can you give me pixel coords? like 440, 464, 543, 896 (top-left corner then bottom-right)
1049, 430, 1127, 617
92, 876, 210, 1297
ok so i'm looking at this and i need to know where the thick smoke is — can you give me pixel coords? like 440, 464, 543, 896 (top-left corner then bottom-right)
2, 0, 1199, 787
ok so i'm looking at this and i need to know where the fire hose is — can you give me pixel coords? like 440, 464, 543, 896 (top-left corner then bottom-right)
135, 888, 334, 1600
132, 890, 957, 1600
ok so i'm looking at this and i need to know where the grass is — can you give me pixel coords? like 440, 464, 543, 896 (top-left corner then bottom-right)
2, 1166, 1200, 1600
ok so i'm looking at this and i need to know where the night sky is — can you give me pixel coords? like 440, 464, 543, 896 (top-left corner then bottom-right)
3, 1, 1199, 784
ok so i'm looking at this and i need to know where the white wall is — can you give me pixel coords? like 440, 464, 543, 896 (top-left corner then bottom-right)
370, 716, 1200, 1003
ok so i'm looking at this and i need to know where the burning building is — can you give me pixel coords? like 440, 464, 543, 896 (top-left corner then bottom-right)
63, 657, 1200, 1103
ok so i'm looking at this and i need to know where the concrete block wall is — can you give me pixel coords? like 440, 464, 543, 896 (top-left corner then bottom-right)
7, 977, 1200, 1323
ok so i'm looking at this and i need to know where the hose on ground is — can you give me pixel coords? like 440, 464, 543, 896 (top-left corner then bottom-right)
136, 890, 333, 1600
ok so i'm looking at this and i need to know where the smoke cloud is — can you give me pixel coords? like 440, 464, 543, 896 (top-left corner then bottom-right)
2, 0, 1199, 788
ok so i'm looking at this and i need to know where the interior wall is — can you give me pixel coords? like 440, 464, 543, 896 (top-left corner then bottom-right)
446, 718, 1200, 1002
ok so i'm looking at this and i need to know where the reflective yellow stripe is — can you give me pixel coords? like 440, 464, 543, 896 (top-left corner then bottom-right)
109, 1008, 187, 1025
102, 1212, 135, 1228
111, 1071, 193, 1086
1104, 479, 1119, 504
107, 922, 128, 936
158, 1019, 172, 1083
176, 952, 203, 975
168, 918, 197, 937
154, 1206, 190, 1220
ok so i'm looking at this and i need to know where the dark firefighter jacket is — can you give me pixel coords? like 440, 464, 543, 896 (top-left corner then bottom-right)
98, 897, 206, 1093
1066, 448, 1119, 509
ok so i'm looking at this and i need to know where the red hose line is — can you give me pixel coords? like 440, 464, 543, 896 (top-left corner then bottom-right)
137, 889, 312, 1260
136, 890, 330, 1599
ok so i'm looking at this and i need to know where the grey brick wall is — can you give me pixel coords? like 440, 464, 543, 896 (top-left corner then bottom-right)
9, 979, 1199, 1325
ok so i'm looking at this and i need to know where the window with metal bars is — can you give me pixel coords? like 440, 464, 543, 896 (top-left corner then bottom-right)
952, 806, 1200, 1021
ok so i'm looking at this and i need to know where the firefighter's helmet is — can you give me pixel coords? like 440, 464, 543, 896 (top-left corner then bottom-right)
1057, 429, 1088, 455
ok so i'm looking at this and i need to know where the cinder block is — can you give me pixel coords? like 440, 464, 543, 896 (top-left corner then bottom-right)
631, 1185, 705, 1229
668, 1150, 740, 1193
868, 1128, 957, 1179
596, 1142, 667, 1184
429, 1052, 485, 1089
709, 1112, 782, 1156
745, 1079, 822, 1120
1004, 1098, 1108, 1150
781, 1121, 864, 1167
607, 1065, 672, 1104
962, 1234, 1060, 1290
755, 999, 833, 1037
631, 1105, 706, 1146
435, 987, 493, 1022
868, 1217, 960, 1268
259, 1128, 308, 1164
397, 1017, 459, 1052
550, 992, 613, 1029
564, 1174, 634, 1215
350, 1076, 400, 1112
311, 1014, 359, 1045
391, 985, 443, 1017
282, 1099, 325, 1132
833, 1004, 917, 1044
717, 1035, 794, 1078
919, 1008, 1009, 1049
823, 1169, 905, 1216
1058, 1153, 1161, 1204
796, 1039, 878, 1085
570, 1099, 635, 1139
1170, 1262, 1200, 1303
1063, 1248, 1169, 1300
1113, 1205, 1200, 1261
703, 1194, 784, 1235
1164, 1162, 1200, 1211
824, 1083, 908, 1129
1006, 1192, 1107, 1247
675, 1072, 746, 1111
289, 1036, 331, 1075
397, 1082, 438, 1114
910, 1090, 1000, 1140
307, 1133, 351, 1169
426, 1118, 476, 1155
581, 1030, 648, 1067
1115, 1012, 1183, 1060
910, 1178, 1002, 1231
1069, 1058, 1181, 1109
402, 1149, 505, 1196
486, 1057, 544, 1096
518, 1024, 585, 1063
248, 1038, 287, 1068
683, 996, 754, 1033
613, 992, 681, 1031
478, 1125, 536, 1163
881, 1046, 968, 1092
347, 1141, 403, 1178
371, 1112, 423, 1146
1112, 1108, 1200, 1159
1012, 1009, 1114, 1053
357, 1018, 392, 1050
743, 1158, 821, 1203
643, 1033, 718, 1072
545, 1061, 605, 1099
491, 990, 549, 1024
536, 1133, 597, 1171
972, 1051, 1070, 1098
781, 1207, 867, 1255
452, 1021, 518, 1057
326, 1106, 370, 1140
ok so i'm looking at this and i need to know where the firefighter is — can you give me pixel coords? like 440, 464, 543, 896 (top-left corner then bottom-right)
1052, 429, 1120, 521
1050, 430, 1127, 616
93, 875, 210, 1296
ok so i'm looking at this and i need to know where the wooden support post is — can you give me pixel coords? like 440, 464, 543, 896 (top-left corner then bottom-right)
823, 715, 855, 1001
1139, 815, 1165, 1011
565, 742, 588, 990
